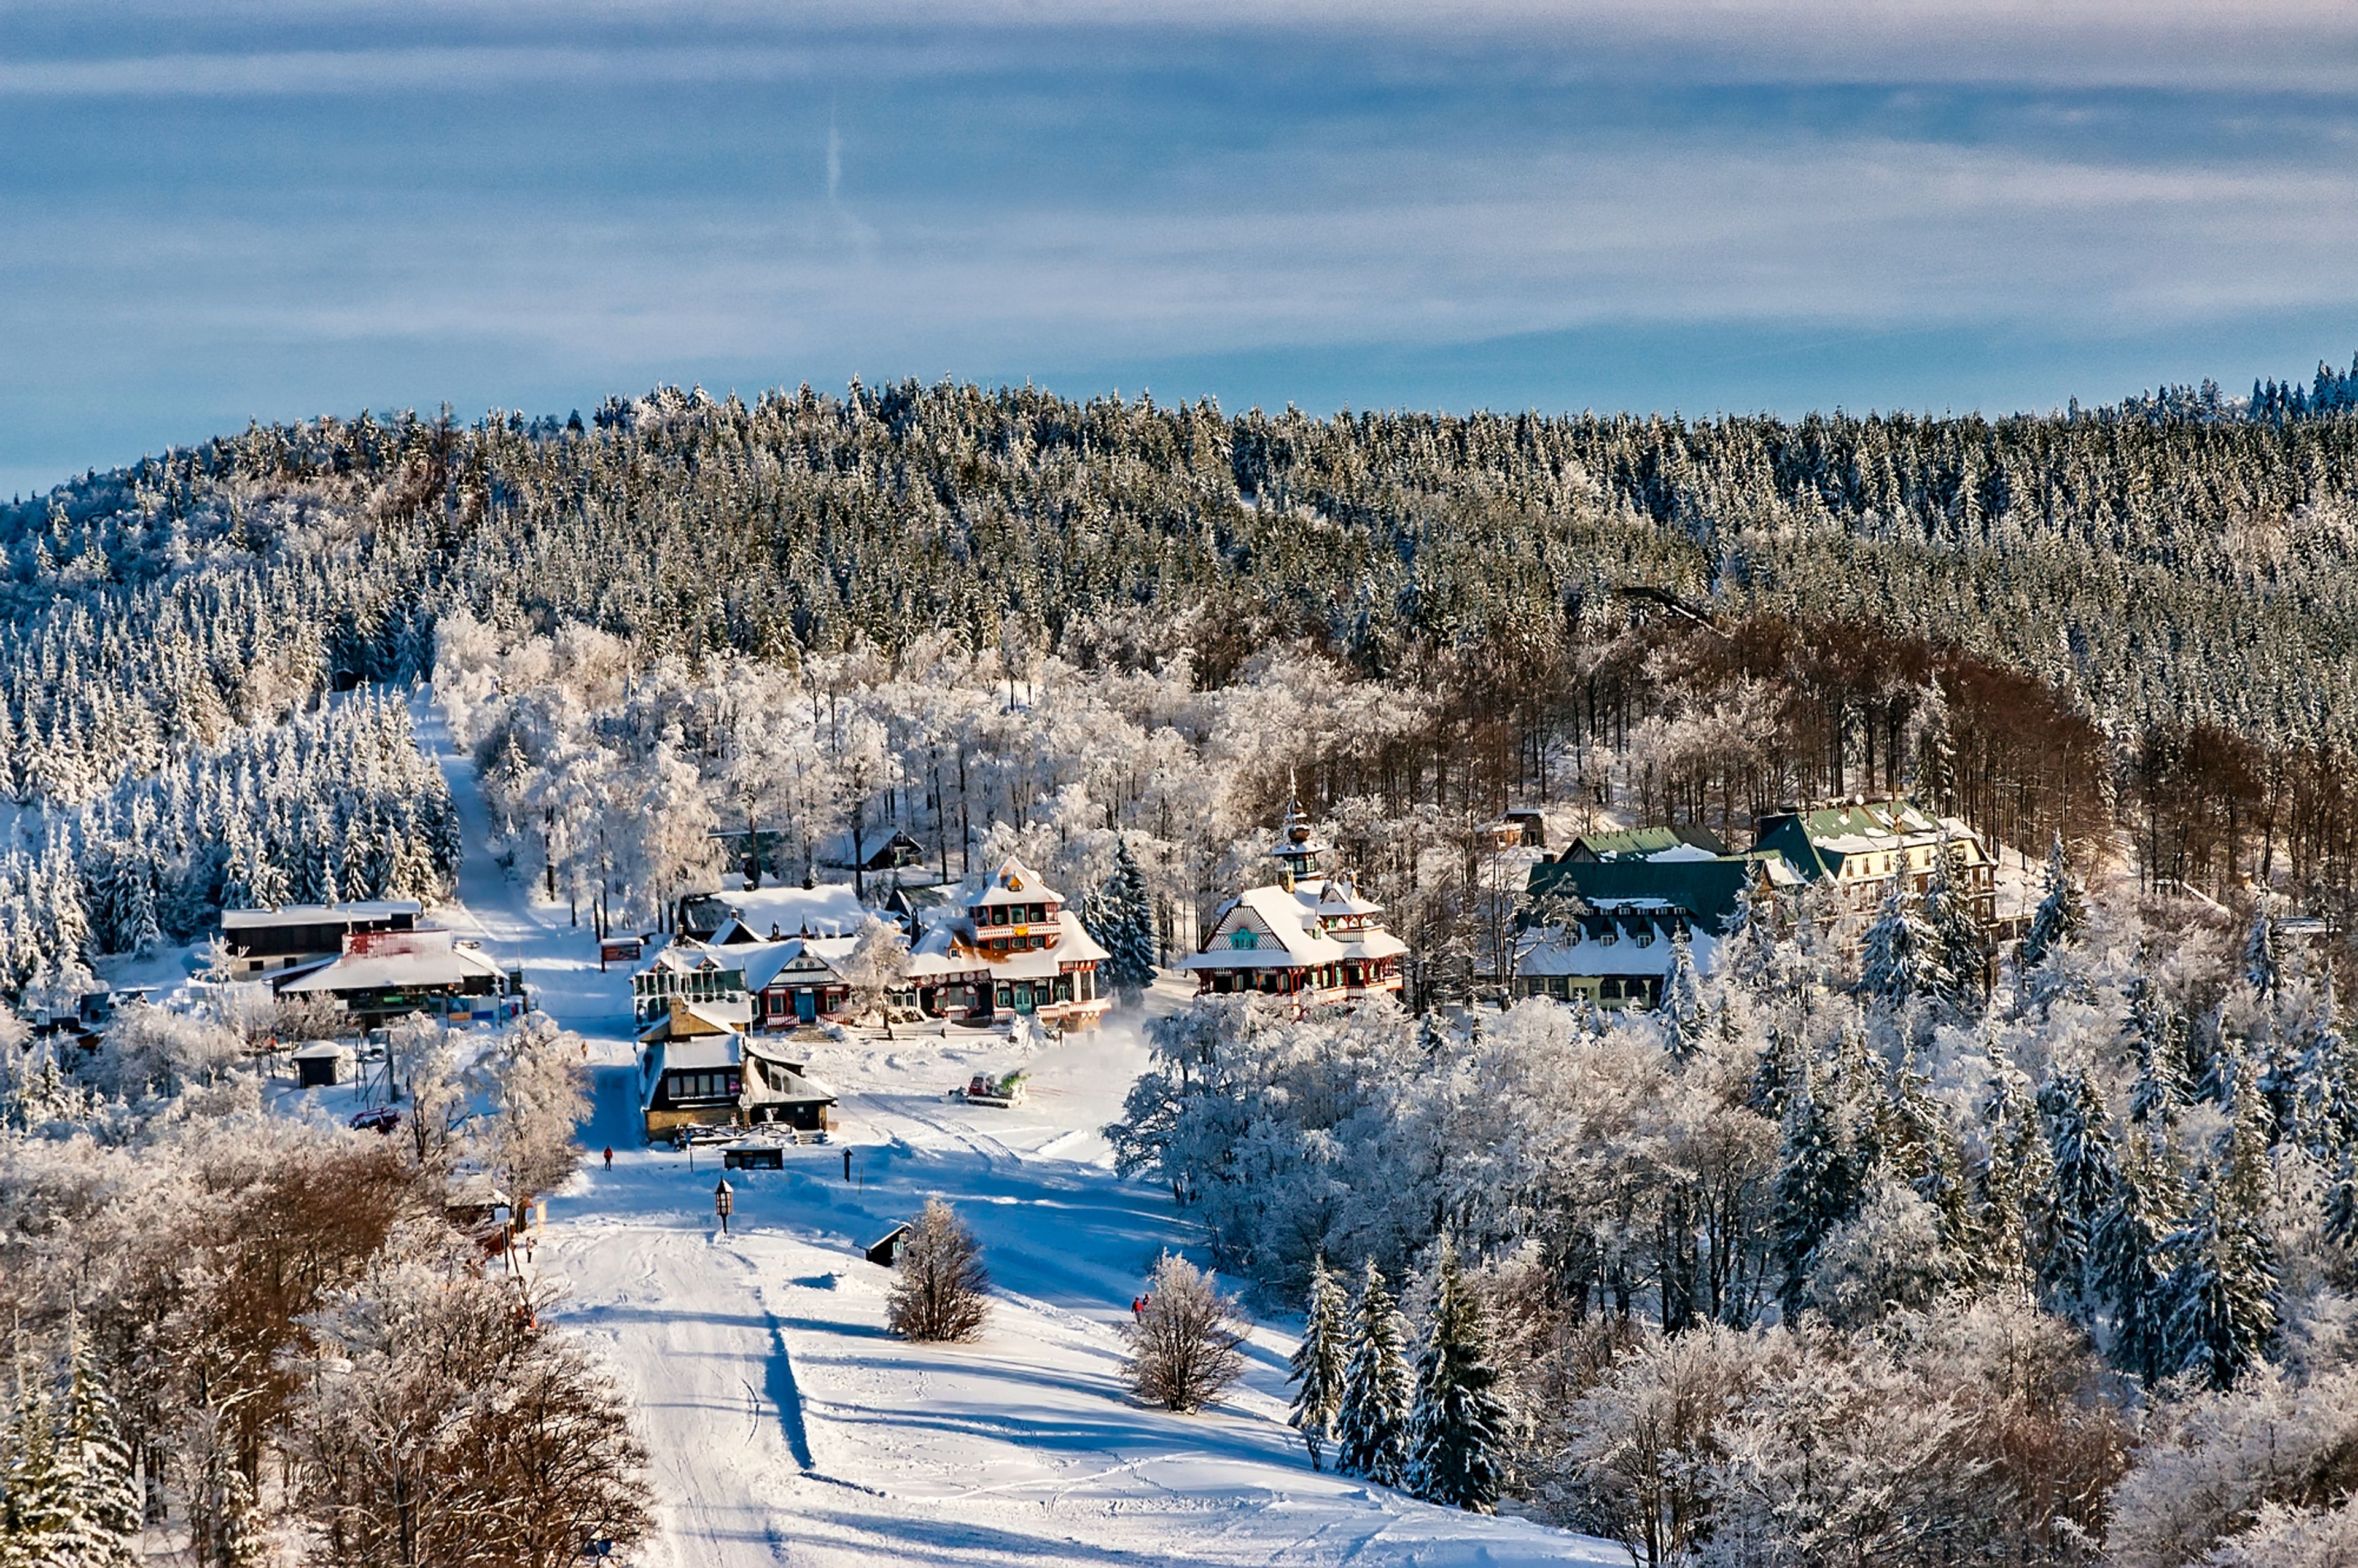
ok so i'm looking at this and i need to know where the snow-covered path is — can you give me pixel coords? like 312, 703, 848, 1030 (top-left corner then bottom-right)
419, 690, 1630, 1567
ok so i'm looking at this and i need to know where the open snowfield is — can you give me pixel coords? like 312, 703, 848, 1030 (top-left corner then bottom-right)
387, 696, 1631, 1567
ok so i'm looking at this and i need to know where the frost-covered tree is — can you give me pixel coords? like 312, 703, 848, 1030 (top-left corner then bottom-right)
1772, 1063, 1865, 1316
1101, 837, 1159, 1003
1857, 868, 1943, 1011
1404, 1243, 1510, 1513
1661, 932, 1705, 1060
1334, 1259, 1414, 1485
885, 1198, 991, 1343
1923, 838, 1988, 1011
2017, 832, 2087, 973
483, 1015, 589, 1209
2037, 1066, 2119, 1319
2164, 1060, 2280, 1391
2245, 892, 2284, 998
1126, 1254, 1248, 1413
1286, 1255, 1349, 1471
2095, 1125, 2192, 1385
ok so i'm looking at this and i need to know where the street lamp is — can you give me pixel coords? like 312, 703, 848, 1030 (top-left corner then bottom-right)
714, 1177, 734, 1236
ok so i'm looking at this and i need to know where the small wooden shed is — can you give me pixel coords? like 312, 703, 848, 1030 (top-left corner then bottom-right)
864, 1223, 913, 1267
291, 1040, 353, 1088
723, 1141, 785, 1171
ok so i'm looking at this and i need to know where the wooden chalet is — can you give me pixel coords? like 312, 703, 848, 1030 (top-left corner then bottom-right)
1181, 801, 1407, 1004
902, 857, 1111, 1028
637, 1013, 837, 1142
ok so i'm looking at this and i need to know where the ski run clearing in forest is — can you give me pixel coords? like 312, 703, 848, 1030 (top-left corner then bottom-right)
403, 696, 1628, 1567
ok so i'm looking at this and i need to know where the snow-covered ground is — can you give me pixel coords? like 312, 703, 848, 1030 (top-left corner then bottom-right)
405, 696, 1628, 1567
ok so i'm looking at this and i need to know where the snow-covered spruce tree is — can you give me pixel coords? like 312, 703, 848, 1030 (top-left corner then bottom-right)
4, 1332, 64, 1559
1661, 933, 1705, 1060
1771, 1062, 1865, 1317
2036, 1066, 2119, 1320
2291, 980, 2356, 1165
2093, 1125, 2192, 1385
2017, 832, 2087, 974
1404, 1243, 1509, 1513
1104, 837, 1159, 1003
1334, 1259, 1414, 1485
886, 1198, 991, 1343
2126, 961, 2193, 1125
1857, 867, 1944, 1011
2246, 891, 2284, 998
1287, 1255, 1349, 1471
49, 1319, 139, 1568
1923, 839, 1988, 1011
2163, 1058, 2280, 1390
1128, 1253, 1248, 1413
1966, 1068, 2045, 1297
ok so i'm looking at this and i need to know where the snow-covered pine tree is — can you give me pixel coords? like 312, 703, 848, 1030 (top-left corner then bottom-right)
2162, 1057, 2279, 1391
1923, 837, 1988, 1011
1403, 1243, 1509, 1513
1857, 866, 1943, 1010
2126, 961, 2192, 1125
1772, 1060, 1865, 1316
5, 1330, 64, 1558
1333, 1259, 1413, 1486
2017, 832, 2087, 972
2036, 1066, 2119, 1321
1975, 1066, 2053, 1298
1661, 931, 1705, 1059
2244, 891, 2282, 998
2294, 976, 2357, 1164
46, 1318, 138, 1568
2326, 1146, 2358, 1250
1104, 837, 1158, 1003
1287, 1256, 1350, 1472
2094, 1125, 2189, 1384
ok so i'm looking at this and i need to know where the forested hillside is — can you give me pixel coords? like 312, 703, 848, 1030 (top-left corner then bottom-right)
4, 363, 2358, 977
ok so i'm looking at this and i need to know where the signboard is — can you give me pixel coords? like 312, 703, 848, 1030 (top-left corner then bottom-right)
600, 938, 643, 971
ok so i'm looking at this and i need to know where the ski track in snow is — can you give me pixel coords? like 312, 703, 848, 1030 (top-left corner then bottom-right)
412, 691, 1632, 1568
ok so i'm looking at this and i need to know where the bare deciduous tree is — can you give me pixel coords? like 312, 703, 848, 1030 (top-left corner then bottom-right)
885, 1198, 991, 1343
283, 1238, 650, 1568
1127, 1253, 1248, 1413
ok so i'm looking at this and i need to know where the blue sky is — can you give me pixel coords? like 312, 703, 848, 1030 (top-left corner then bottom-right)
6, 0, 2358, 499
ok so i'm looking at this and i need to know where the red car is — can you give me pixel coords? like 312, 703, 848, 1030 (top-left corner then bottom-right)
349, 1106, 400, 1135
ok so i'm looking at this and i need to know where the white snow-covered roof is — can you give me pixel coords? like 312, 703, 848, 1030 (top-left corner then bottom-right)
901, 928, 995, 983
222, 900, 422, 930
736, 936, 858, 991
968, 857, 1065, 909
1184, 887, 1348, 970
707, 882, 868, 939
635, 937, 744, 979
635, 998, 752, 1043
289, 1039, 353, 1060
1517, 924, 1721, 979
1304, 872, 1383, 918
656, 1036, 742, 1073
279, 930, 507, 994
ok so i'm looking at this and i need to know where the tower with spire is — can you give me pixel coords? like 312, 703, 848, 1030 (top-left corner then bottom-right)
1183, 788, 1406, 1007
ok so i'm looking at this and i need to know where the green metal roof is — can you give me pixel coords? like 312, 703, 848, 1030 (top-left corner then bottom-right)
1562, 823, 1731, 861
1525, 852, 1781, 928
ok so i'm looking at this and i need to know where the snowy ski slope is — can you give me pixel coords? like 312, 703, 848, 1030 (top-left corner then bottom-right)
414, 694, 1631, 1568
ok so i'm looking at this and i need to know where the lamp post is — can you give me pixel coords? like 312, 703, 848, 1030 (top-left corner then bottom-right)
714, 1177, 733, 1236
